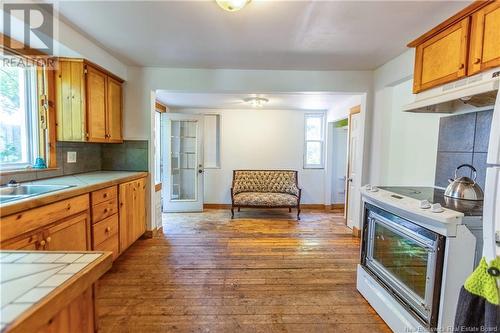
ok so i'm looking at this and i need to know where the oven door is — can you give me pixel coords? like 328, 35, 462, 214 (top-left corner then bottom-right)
363, 204, 444, 326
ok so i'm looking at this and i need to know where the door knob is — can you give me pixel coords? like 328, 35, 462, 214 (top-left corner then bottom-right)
198, 169, 203, 174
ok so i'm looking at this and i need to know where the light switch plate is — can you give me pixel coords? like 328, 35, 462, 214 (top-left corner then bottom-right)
67, 151, 77, 163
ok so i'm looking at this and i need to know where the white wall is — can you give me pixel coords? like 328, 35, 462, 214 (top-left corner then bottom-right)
369, 50, 443, 186
175, 108, 326, 204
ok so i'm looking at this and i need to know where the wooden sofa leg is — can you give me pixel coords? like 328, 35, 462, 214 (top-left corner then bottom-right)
297, 208, 301, 220
231, 207, 234, 219
238, 207, 241, 212
288, 207, 291, 213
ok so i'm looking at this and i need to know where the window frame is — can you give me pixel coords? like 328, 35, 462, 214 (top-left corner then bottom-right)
303, 113, 326, 169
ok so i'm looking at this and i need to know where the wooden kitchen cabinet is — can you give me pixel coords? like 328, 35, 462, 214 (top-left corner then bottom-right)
36, 287, 95, 333
43, 212, 90, 251
90, 186, 120, 259
106, 77, 123, 142
55, 58, 123, 143
409, 1, 500, 93
413, 17, 470, 93
86, 65, 108, 142
56, 60, 85, 141
468, 1, 500, 75
0, 195, 90, 251
119, 177, 146, 253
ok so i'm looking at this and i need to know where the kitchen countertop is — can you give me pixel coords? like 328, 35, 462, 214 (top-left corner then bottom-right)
0, 250, 112, 333
0, 171, 148, 217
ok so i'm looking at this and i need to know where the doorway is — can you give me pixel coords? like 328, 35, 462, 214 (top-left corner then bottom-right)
331, 119, 348, 214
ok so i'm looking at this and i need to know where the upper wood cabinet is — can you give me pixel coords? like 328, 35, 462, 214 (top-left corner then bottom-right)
56, 58, 124, 143
409, 0, 500, 93
106, 77, 123, 142
468, 1, 500, 75
56, 60, 85, 141
413, 18, 470, 93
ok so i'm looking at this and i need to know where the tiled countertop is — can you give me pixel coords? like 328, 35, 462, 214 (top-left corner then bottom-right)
0, 251, 112, 333
0, 171, 148, 217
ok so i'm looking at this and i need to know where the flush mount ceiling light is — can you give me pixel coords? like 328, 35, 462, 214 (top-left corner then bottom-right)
244, 97, 269, 108
216, 0, 251, 12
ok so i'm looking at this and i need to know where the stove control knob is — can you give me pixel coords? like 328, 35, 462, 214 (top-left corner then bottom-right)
431, 203, 444, 213
420, 200, 431, 209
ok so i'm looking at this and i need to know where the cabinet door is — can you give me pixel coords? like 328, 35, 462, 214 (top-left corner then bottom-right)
469, 2, 500, 75
56, 61, 85, 141
106, 77, 123, 143
36, 287, 94, 333
44, 213, 90, 251
119, 178, 146, 253
413, 17, 470, 93
86, 66, 107, 142
1, 232, 43, 250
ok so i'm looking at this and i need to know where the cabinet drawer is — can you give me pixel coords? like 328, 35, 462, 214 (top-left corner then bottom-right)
1, 194, 89, 242
94, 233, 119, 261
92, 214, 118, 247
91, 186, 117, 206
92, 198, 117, 223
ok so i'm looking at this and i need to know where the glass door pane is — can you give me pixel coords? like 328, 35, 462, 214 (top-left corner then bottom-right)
372, 222, 429, 299
170, 120, 197, 201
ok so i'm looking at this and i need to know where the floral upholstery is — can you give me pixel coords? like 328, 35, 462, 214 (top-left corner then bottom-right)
232, 170, 299, 197
233, 192, 298, 207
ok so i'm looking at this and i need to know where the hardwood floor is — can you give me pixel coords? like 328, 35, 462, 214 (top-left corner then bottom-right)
96, 209, 390, 333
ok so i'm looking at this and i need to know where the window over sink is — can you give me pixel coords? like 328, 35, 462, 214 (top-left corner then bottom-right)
0, 61, 39, 169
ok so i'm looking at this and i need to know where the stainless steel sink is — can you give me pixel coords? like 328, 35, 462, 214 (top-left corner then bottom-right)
0, 184, 75, 204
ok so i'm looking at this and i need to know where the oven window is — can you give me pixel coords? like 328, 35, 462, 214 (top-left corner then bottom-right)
372, 222, 429, 299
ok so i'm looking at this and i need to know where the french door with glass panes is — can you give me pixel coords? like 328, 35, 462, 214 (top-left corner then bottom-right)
162, 114, 204, 212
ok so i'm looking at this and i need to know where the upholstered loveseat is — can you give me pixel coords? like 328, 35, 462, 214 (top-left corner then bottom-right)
231, 170, 302, 220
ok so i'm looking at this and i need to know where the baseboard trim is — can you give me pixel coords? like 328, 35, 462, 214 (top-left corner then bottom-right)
204, 204, 340, 210
352, 226, 361, 238
331, 203, 345, 210
143, 226, 163, 239
204, 204, 232, 209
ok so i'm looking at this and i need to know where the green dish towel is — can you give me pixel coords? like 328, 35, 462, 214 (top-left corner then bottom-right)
454, 257, 500, 332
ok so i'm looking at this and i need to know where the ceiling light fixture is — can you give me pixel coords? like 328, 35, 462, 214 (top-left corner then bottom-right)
244, 97, 269, 108
216, 0, 251, 12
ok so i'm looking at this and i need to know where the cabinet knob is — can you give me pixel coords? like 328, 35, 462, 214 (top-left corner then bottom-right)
104, 208, 109, 213
66, 204, 71, 210
103, 193, 108, 198
105, 226, 111, 232
39, 240, 46, 246
46, 237, 52, 243
458, 63, 465, 70
474, 58, 481, 64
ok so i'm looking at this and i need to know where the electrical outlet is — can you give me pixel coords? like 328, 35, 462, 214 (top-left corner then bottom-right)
67, 151, 77, 163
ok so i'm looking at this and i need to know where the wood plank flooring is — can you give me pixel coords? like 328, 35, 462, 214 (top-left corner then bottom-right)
96, 209, 390, 333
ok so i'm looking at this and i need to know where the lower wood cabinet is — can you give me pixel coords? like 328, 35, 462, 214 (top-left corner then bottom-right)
44, 212, 90, 251
36, 287, 94, 333
0, 195, 90, 251
119, 177, 146, 253
1, 176, 147, 258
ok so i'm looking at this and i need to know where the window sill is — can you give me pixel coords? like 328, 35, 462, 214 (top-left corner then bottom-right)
0, 168, 60, 176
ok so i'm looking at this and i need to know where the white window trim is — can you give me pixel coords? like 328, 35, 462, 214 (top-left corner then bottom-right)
303, 113, 325, 169
203, 113, 221, 169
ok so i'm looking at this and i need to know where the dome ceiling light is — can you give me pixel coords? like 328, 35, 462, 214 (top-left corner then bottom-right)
216, 0, 251, 12
244, 97, 269, 108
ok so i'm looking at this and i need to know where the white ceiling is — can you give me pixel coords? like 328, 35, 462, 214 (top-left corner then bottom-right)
56, 0, 469, 70
155, 91, 358, 110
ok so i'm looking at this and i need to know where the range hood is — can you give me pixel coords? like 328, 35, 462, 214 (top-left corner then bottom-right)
403, 69, 500, 113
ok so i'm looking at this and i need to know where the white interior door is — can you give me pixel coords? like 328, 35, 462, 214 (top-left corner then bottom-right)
162, 113, 204, 212
346, 112, 360, 226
